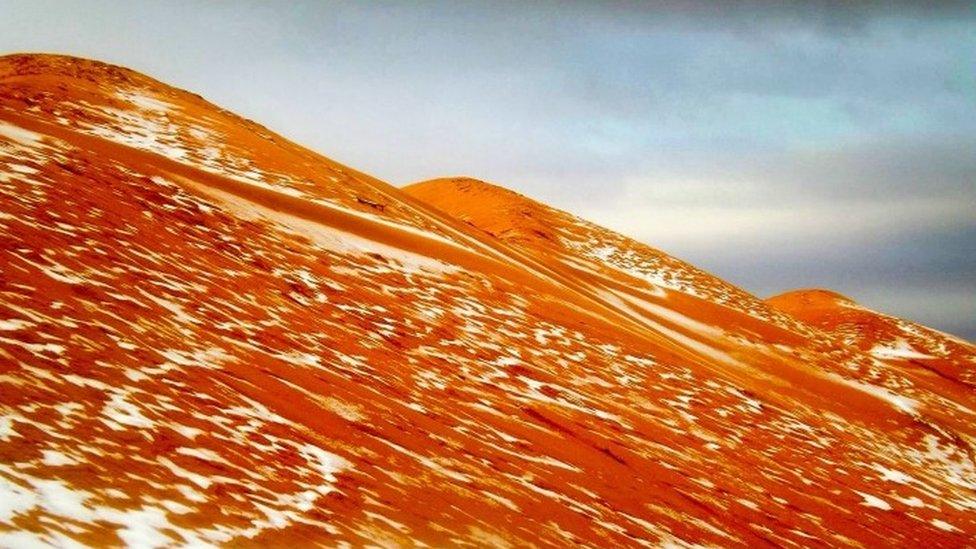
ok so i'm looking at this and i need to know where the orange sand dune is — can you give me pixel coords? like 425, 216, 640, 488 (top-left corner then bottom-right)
406, 177, 976, 434
1, 54, 974, 547
769, 289, 976, 387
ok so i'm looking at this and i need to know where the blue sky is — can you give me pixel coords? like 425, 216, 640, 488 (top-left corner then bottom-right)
2, 1, 974, 338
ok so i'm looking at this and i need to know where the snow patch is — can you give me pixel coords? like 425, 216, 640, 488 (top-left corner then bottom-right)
0, 121, 42, 145
855, 491, 891, 511
870, 339, 932, 360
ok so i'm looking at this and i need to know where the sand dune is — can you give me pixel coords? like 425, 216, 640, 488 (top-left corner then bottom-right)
1, 54, 973, 547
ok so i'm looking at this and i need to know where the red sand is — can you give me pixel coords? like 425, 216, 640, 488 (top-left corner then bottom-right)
0, 54, 974, 547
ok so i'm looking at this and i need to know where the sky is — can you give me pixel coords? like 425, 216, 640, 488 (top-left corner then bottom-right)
2, 1, 974, 339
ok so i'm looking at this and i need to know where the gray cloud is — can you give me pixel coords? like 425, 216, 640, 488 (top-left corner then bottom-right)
1, 0, 973, 338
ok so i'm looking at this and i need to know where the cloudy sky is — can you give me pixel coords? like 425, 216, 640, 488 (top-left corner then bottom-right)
2, 1, 974, 338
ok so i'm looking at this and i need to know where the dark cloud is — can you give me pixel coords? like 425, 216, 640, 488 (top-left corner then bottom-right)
686, 225, 976, 339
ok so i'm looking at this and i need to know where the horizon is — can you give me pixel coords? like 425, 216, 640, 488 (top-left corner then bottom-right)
1, 1, 973, 339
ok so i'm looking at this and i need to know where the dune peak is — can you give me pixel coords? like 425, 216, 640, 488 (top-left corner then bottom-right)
767, 288, 858, 308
